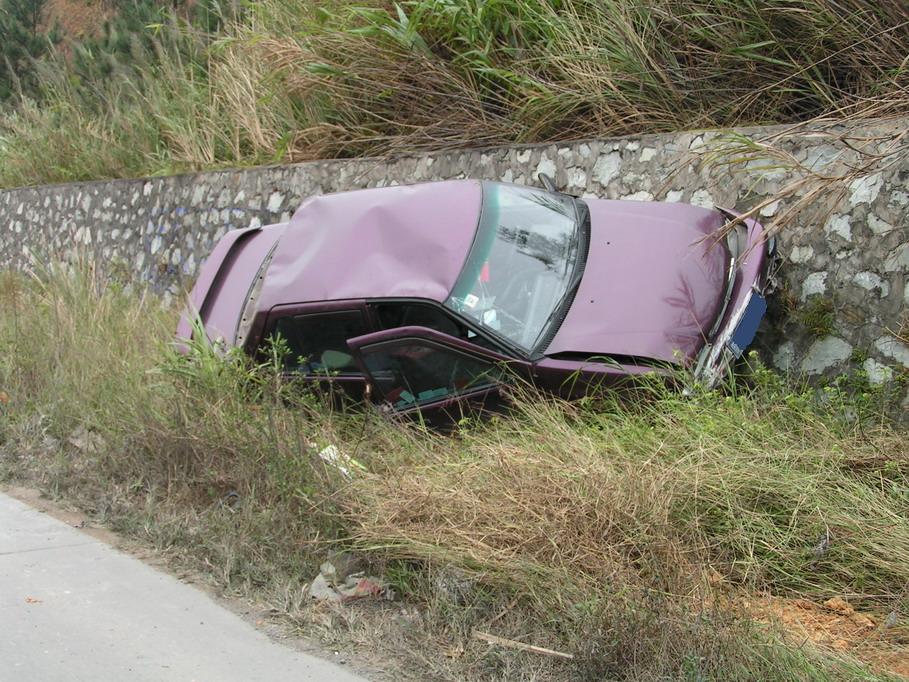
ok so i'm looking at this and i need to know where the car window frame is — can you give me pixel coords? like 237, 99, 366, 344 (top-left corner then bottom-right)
365, 297, 514, 357
261, 300, 371, 379
346, 326, 524, 415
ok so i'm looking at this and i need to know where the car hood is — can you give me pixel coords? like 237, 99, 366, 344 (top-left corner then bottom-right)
545, 199, 728, 364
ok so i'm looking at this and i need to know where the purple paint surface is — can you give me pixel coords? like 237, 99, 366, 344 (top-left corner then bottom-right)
177, 179, 769, 411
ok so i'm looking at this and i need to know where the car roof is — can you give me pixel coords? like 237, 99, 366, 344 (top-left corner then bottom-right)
255, 180, 483, 313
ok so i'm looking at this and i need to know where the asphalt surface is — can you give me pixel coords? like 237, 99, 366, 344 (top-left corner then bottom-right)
0, 491, 369, 682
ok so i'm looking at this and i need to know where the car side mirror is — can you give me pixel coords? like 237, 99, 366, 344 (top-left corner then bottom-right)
538, 173, 556, 193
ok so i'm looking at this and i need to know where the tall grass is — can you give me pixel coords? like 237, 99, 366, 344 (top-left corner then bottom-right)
1, 0, 908, 187
1, 265, 907, 679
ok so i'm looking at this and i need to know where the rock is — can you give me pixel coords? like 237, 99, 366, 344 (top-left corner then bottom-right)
592, 152, 621, 187
789, 245, 814, 264
848, 173, 883, 205
852, 271, 889, 297
883, 243, 909, 272
801, 337, 853, 375
874, 336, 909, 369
800, 272, 828, 301
690, 189, 713, 208
535, 156, 556, 180
823, 597, 854, 615
867, 215, 894, 236
863, 359, 893, 385
823, 214, 852, 242
307, 573, 342, 602
760, 200, 780, 217
772, 341, 796, 372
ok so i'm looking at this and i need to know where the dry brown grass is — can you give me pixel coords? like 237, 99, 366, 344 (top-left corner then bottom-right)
2, 267, 908, 679
4, 0, 909, 186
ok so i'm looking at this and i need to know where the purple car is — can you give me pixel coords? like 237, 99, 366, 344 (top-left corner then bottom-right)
177, 178, 772, 424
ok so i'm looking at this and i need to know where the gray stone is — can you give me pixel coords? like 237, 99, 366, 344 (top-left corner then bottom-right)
535, 156, 556, 180
565, 167, 587, 190
874, 337, 909, 369
863, 358, 894, 385
883, 243, 909, 272
801, 337, 853, 375
849, 173, 883, 205
852, 271, 889, 297
592, 152, 621, 186
772, 341, 796, 372
760, 200, 780, 217
803, 146, 840, 171
801, 272, 828, 300
824, 214, 852, 242
867, 215, 894, 236
890, 190, 909, 207
789, 245, 814, 264
690, 189, 713, 208
266, 191, 284, 213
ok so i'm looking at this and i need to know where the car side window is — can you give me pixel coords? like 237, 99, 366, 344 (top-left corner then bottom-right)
270, 310, 367, 375
372, 302, 500, 352
359, 339, 502, 410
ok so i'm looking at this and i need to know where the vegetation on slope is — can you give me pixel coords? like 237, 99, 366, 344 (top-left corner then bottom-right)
1, 0, 908, 187
1, 266, 907, 679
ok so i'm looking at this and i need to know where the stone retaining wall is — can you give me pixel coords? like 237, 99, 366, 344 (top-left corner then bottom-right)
1, 120, 907, 410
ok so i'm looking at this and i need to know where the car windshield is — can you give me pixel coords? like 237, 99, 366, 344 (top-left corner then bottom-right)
445, 182, 585, 355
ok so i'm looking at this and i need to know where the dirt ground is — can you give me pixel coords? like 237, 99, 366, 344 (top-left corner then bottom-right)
746, 595, 909, 679
42, 0, 115, 40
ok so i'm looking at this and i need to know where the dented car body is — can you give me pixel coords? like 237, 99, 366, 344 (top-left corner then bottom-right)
177, 180, 772, 425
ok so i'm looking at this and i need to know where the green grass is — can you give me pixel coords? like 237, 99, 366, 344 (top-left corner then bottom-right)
1, 0, 908, 187
1, 265, 907, 679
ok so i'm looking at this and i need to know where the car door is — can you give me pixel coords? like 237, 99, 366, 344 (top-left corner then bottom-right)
263, 301, 370, 403
347, 326, 522, 427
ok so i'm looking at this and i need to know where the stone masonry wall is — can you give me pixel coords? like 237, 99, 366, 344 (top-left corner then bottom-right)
1, 120, 907, 410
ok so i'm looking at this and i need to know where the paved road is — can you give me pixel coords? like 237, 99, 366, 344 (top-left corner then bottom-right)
0, 492, 368, 682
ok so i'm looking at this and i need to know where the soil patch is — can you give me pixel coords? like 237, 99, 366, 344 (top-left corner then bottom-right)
746, 595, 909, 679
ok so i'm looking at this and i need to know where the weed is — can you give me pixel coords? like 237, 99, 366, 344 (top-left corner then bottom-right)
2, 0, 909, 186
1, 265, 907, 679
796, 296, 837, 337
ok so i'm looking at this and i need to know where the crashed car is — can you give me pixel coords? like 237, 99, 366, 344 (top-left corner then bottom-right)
177, 178, 773, 425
